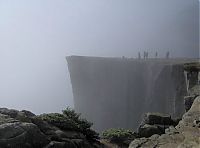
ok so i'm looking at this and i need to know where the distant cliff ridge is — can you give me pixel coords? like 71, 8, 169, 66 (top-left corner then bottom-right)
67, 56, 194, 132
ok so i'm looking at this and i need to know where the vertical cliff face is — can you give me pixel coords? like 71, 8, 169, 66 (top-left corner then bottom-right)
67, 56, 187, 132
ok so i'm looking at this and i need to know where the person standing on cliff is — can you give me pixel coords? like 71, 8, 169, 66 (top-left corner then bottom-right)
138, 52, 141, 59
155, 52, 158, 58
144, 51, 147, 59
166, 51, 170, 59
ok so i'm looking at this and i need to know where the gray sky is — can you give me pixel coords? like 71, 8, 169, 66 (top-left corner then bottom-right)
0, 0, 199, 114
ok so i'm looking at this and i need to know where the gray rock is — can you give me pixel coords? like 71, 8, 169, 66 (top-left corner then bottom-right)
45, 139, 97, 148
30, 116, 58, 137
137, 112, 176, 138
30, 116, 86, 142
0, 113, 18, 125
45, 141, 76, 148
129, 138, 148, 148
188, 85, 200, 96
54, 130, 85, 140
0, 108, 19, 118
165, 126, 179, 135
138, 124, 164, 138
184, 95, 196, 112
0, 122, 49, 148
21, 110, 36, 117
193, 118, 200, 128
141, 112, 173, 126
0, 108, 35, 123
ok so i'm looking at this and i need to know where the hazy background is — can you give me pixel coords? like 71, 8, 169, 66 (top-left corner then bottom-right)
0, 0, 199, 114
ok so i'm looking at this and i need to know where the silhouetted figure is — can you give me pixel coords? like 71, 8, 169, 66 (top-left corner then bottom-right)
138, 52, 141, 59
166, 51, 170, 59
143, 51, 148, 59
155, 52, 158, 58
146, 52, 148, 59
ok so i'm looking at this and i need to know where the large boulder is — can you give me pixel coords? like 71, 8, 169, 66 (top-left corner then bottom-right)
137, 112, 178, 138
141, 112, 174, 126
138, 124, 163, 138
0, 122, 49, 148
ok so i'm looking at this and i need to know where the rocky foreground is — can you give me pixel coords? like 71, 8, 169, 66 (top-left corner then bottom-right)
0, 98, 199, 148
0, 108, 103, 148
0, 95, 199, 148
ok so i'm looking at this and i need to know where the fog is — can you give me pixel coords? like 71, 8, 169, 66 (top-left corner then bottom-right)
0, 0, 199, 114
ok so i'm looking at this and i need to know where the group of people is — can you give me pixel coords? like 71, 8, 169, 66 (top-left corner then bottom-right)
138, 51, 170, 59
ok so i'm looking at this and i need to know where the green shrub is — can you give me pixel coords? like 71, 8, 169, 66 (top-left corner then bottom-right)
102, 128, 136, 144
38, 107, 99, 141
62, 107, 93, 130
62, 107, 98, 140
38, 113, 78, 130
62, 107, 80, 121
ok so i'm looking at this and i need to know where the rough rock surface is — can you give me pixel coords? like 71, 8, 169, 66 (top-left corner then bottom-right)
137, 112, 179, 138
140, 112, 174, 126
138, 124, 164, 138
184, 95, 197, 112
129, 96, 200, 148
0, 108, 103, 148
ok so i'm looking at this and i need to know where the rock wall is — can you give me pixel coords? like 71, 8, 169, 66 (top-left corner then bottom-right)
67, 56, 188, 132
